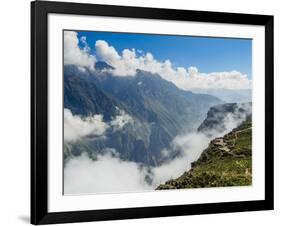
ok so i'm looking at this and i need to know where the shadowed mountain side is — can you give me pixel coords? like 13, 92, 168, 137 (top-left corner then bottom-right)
64, 64, 222, 165
64, 70, 119, 121
198, 102, 252, 136
94, 68, 223, 133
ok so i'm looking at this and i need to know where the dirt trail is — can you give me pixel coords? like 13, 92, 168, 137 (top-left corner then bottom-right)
213, 138, 230, 152
211, 126, 252, 157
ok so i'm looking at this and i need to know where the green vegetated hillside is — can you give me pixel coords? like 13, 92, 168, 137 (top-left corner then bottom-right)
157, 119, 252, 190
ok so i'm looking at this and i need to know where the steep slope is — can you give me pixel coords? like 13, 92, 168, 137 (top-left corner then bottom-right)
64, 66, 152, 163
64, 64, 222, 165
198, 102, 252, 136
64, 66, 120, 120
95, 69, 222, 133
157, 119, 252, 189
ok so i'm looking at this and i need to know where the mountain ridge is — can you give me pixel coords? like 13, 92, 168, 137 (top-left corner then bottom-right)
64, 63, 223, 165
157, 118, 252, 189
198, 102, 252, 136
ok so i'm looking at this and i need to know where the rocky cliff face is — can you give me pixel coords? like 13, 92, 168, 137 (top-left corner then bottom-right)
64, 64, 222, 166
156, 119, 252, 189
197, 102, 252, 136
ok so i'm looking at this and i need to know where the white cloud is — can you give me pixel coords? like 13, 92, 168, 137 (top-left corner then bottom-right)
63, 35, 252, 194
64, 31, 96, 70
64, 108, 108, 142
95, 40, 120, 66
63, 131, 212, 194
64, 107, 250, 195
64, 33, 251, 90
174, 68, 252, 90
64, 108, 134, 142
64, 152, 151, 194
80, 36, 90, 52
93, 40, 251, 90
110, 110, 133, 130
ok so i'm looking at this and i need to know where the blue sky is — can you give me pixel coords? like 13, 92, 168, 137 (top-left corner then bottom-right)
75, 30, 252, 78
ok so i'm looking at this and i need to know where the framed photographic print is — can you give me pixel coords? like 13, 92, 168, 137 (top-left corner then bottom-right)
31, 0, 274, 224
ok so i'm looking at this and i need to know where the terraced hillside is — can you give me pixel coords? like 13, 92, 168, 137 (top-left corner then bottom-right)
157, 119, 252, 189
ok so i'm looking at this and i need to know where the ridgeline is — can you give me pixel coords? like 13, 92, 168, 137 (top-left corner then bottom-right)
157, 119, 252, 190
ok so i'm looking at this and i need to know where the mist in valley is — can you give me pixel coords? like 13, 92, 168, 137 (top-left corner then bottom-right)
64, 103, 251, 195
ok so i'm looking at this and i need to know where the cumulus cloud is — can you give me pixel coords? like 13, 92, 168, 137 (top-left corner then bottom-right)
64, 32, 251, 90
80, 36, 91, 52
64, 108, 108, 142
172, 68, 252, 90
95, 40, 121, 66
64, 107, 250, 195
64, 108, 134, 143
64, 31, 96, 70
93, 39, 251, 90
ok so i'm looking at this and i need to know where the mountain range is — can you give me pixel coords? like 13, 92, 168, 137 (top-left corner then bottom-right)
64, 62, 223, 166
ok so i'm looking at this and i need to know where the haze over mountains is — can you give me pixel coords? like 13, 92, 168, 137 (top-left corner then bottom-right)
191, 88, 251, 103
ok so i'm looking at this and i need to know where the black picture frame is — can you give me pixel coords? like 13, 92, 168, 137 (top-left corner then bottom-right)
31, 1, 274, 224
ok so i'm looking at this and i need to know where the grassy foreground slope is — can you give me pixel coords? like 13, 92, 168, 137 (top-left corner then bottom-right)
157, 119, 252, 190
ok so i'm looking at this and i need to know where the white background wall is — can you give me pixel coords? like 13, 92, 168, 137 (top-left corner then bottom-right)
0, 0, 279, 225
